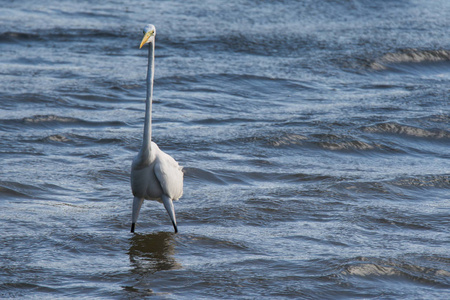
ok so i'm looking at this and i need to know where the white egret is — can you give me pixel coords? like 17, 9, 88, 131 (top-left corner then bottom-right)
130, 24, 183, 233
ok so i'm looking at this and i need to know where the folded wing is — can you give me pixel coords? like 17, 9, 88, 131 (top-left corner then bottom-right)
154, 151, 183, 201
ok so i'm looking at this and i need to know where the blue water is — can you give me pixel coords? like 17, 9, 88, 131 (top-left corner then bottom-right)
1, 0, 449, 298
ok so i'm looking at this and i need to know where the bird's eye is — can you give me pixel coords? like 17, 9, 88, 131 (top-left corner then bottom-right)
143, 30, 146, 34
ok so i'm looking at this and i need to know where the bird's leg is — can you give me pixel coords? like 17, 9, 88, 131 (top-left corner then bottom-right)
131, 197, 144, 233
162, 195, 178, 233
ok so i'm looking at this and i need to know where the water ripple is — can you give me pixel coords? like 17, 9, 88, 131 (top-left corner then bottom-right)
363, 122, 450, 139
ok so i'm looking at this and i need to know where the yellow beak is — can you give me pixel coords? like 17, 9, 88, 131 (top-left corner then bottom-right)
139, 31, 154, 49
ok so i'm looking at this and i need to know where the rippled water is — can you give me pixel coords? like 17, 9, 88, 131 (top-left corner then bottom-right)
1, 0, 449, 298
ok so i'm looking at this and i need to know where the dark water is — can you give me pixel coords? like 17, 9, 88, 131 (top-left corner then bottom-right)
1, 0, 449, 298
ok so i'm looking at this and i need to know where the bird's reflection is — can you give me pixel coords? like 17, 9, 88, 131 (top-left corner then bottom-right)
128, 231, 181, 274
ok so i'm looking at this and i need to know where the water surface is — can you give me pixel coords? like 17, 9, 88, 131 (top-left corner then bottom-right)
1, 0, 449, 298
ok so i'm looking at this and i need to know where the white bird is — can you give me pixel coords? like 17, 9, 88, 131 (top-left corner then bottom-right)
130, 24, 183, 233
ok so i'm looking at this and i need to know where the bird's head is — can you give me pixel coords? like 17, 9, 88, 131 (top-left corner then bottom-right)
139, 24, 156, 49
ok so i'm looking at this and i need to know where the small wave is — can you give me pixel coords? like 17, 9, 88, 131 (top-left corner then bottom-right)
270, 133, 393, 152
44, 134, 71, 143
319, 140, 377, 151
390, 175, 450, 189
0, 181, 45, 199
23, 115, 79, 124
0, 31, 41, 43
0, 115, 126, 134
0, 29, 126, 44
0, 282, 59, 298
184, 168, 257, 185
343, 262, 398, 277
370, 49, 450, 71
0, 94, 63, 109
193, 117, 256, 126
72, 134, 125, 145
2, 114, 126, 128
185, 166, 333, 187
30, 133, 125, 147
0, 185, 31, 199
363, 122, 450, 139
270, 134, 308, 147
184, 167, 227, 185
340, 257, 450, 286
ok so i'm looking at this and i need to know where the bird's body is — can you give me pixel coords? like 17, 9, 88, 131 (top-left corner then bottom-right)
131, 142, 183, 201
130, 24, 183, 233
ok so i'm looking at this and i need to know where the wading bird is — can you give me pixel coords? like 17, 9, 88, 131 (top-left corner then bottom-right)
130, 24, 183, 233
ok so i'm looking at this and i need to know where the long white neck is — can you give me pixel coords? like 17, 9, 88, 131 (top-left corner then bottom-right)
142, 40, 155, 150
